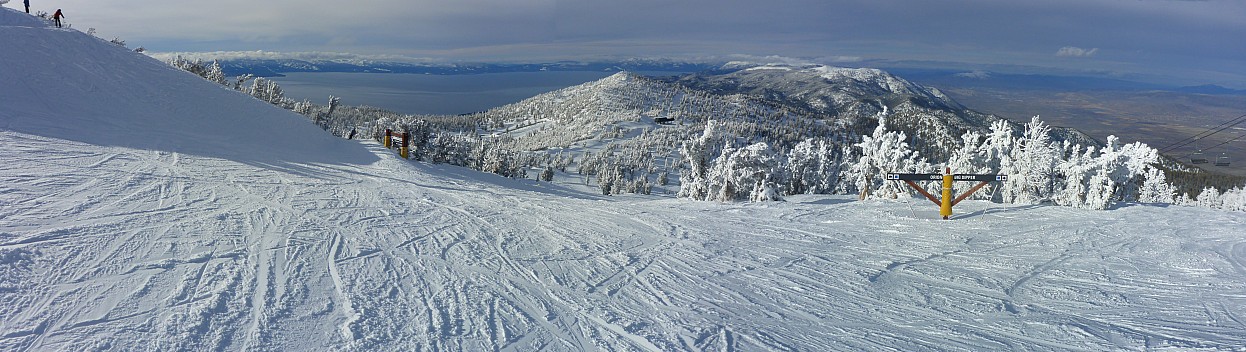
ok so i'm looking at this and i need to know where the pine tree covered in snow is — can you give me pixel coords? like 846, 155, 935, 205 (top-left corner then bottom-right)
205, 60, 227, 86
1139, 166, 1176, 204
848, 113, 928, 199
702, 142, 783, 202
784, 138, 846, 194
678, 120, 729, 200
1218, 187, 1246, 211
1000, 116, 1059, 204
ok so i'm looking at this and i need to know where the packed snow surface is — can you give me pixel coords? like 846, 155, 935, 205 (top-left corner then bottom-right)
3, 8, 1246, 351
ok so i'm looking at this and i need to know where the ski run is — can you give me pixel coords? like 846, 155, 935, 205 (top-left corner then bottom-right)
3, 7, 1246, 351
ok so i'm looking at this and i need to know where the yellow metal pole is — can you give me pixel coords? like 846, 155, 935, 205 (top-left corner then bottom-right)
940, 168, 953, 220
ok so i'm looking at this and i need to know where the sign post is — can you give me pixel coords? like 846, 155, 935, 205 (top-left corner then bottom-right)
399, 132, 410, 159
940, 171, 953, 219
886, 168, 1007, 220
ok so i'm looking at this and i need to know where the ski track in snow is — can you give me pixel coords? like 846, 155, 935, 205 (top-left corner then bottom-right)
2, 137, 1245, 351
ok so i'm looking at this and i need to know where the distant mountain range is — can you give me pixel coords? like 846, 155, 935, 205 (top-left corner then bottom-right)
882, 67, 1246, 95
196, 55, 1246, 96
661, 63, 1098, 158
1173, 84, 1246, 95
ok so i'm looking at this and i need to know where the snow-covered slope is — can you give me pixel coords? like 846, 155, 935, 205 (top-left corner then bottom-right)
0, 11, 375, 168
3, 8, 1246, 351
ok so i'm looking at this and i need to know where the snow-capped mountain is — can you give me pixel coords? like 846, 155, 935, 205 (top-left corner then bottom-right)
4, 7, 1246, 351
671, 62, 1098, 159
708, 62, 968, 115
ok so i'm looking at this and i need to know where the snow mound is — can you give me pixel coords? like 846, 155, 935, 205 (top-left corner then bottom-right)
0, 7, 376, 167
0, 6, 49, 28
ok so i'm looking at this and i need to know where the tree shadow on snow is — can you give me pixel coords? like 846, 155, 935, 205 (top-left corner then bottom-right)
1110, 202, 1171, 209
791, 197, 856, 206
324, 152, 612, 202
410, 162, 613, 201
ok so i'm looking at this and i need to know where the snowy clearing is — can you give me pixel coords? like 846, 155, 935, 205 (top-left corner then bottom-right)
3, 134, 1245, 350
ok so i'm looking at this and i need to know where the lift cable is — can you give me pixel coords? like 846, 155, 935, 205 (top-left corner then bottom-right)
1159, 113, 1246, 153
1177, 131, 1246, 160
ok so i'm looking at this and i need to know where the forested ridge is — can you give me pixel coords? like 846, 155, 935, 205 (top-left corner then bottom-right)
168, 58, 1246, 210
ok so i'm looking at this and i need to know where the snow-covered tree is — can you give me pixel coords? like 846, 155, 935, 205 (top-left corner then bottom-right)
540, 166, 554, 182
1139, 166, 1176, 204
245, 78, 286, 107
703, 142, 782, 202
1001, 116, 1059, 204
785, 138, 843, 194
327, 95, 341, 116
1219, 187, 1246, 212
1051, 135, 1165, 209
1083, 166, 1117, 210
1112, 141, 1161, 203
205, 60, 227, 86
1054, 143, 1095, 208
1195, 187, 1222, 209
848, 114, 926, 199
678, 120, 729, 200
947, 131, 985, 175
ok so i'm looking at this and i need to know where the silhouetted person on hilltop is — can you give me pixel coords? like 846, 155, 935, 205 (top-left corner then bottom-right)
24, 0, 30, 14
53, 9, 65, 28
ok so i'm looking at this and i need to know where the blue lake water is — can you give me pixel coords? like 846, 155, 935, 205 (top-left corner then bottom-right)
268, 71, 624, 116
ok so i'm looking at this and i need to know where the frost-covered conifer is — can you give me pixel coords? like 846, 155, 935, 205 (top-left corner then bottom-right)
785, 139, 842, 194
1196, 187, 1222, 209
1050, 135, 1168, 209
597, 164, 622, 195
678, 120, 727, 200
1219, 187, 1246, 212
704, 142, 781, 201
540, 166, 554, 182
1002, 116, 1058, 204
1139, 166, 1175, 204
947, 131, 985, 175
1112, 141, 1160, 202
848, 114, 924, 199
205, 60, 227, 86
1054, 144, 1093, 208
1083, 166, 1117, 210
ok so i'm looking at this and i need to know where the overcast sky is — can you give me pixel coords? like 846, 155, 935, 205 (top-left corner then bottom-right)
27, 0, 1246, 87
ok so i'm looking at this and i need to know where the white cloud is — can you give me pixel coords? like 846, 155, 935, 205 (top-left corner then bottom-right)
954, 70, 991, 79
1056, 46, 1099, 57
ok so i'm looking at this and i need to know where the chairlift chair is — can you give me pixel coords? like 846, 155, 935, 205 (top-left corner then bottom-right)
1191, 150, 1209, 164
1215, 153, 1231, 166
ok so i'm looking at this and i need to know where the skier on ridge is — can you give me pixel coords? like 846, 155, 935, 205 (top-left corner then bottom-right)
53, 8, 65, 28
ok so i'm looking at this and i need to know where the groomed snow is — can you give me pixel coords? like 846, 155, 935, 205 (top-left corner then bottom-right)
3, 8, 1246, 351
